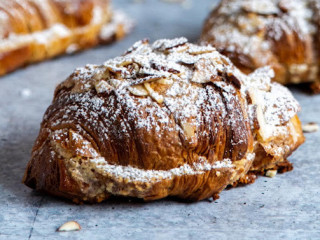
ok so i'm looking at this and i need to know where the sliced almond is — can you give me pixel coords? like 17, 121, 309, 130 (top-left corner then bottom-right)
144, 82, 164, 104
119, 59, 134, 67
302, 122, 319, 133
168, 44, 189, 53
191, 58, 221, 84
108, 79, 121, 88
157, 78, 173, 85
95, 80, 112, 93
248, 88, 274, 141
182, 122, 196, 139
130, 75, 163, 86
265, 170, 277, 178
105, 65, 130, 77
57, 221, 81, 232
187, 45, 215, 55
256, 104, 272, 141
152, 37, 188, 51
128, 85, 149, 96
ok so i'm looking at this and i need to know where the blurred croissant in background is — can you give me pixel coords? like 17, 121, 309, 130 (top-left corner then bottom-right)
0, 0, 133, 76
200, 0, 320, 93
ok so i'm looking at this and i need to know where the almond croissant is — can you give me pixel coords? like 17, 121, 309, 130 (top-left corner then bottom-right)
0, 0, 133, 76
23, 38, 304, 203
200, 0, 320, 93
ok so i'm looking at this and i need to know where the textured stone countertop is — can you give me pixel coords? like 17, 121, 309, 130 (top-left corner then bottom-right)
0, 0, 319, 239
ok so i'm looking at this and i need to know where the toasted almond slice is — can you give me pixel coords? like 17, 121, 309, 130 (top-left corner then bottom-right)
302, 122, 319, 133
130, 75, 164, 86
128, 85, 149, 96
57, 221, 81, 232
153, 37, 188, 51
168, 44, 189, 53
108, 79, 122, 88
95, 80, 112, 93
265, 170, 277, 178
187, 45, 215, 55
157, 78, 173, 85
191, 58, 222, 84
248, 88, 274, 141
144, 82, 164, 104
182, 122, 196, 139
119, 59, 134, 67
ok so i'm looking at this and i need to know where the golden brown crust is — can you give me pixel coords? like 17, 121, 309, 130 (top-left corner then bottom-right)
251, 115, 304, 171
0, 0, 132, 76
200, 0, 320, 92
23, 38, 304, 203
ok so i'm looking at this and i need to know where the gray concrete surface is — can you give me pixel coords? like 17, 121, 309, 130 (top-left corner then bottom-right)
0, 0, 319, 239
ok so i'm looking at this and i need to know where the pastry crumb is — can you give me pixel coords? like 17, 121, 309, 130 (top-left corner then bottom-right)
302, 122, 319, 133
57, 221, 81, 232
265, 170, 277, 178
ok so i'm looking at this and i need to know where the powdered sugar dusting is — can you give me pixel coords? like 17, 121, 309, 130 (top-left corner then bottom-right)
50, 38, 300, 181
92, 156, 233, 183
59, 38, 299, 140
246, 67, 299, 126
58, 38, 236, 141
203, 0, 315, 45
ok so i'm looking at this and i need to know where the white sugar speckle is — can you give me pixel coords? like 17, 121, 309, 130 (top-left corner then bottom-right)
92, 156, 233, 183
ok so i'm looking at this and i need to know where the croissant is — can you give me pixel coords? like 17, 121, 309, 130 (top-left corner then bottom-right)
0, 0, 133, 76
23, 38, 304, 203
200, 0, 320, 93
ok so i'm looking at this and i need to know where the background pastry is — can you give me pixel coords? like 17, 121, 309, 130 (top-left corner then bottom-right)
200, 0, 320, 93
23, 38, 304, 203
0, 0, 133, 76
